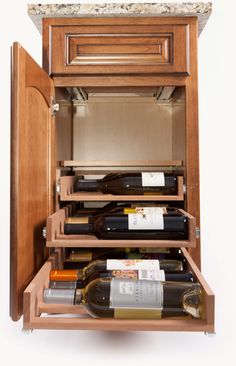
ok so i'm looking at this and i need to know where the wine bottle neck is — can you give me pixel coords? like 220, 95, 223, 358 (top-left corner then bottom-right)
77, 269, 84, 280
70, 222, 94, 234
76, 179, 98, 191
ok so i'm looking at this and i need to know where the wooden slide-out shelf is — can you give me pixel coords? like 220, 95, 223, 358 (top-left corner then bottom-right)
23, 248, 214, 332
60, 160, 184, 169
46, 206, 196, 248
59, 175, 184, 202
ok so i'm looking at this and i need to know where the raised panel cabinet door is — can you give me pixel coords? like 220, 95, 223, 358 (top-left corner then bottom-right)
10, 42, 55, 321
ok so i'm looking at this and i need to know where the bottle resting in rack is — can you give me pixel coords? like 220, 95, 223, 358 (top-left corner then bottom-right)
64, 207, 188, 240
44, 278, 203, 319
51, 258, 185, 286
64, 247, 185, 262
74, 172, 178, 195
73, 202, 170, 218
63, 248, 187, 270
49, 270, 194, 289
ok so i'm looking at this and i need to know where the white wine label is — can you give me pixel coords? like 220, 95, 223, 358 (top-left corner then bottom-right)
135, 207, 166, 214
128, 212, 164, 230
141, 172, 165, 187
110, 278, 163, 309
107, 259, 160, 270
119, 281, 134, 295
138, 269, 165, 281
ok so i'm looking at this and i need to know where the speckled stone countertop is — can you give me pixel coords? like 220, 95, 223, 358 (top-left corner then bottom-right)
27, 2, 212, 35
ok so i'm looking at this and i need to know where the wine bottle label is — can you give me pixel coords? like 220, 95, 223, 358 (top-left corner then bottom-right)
69, 250, 93, 262
110, 278, 163, 309
138, 269, 165, 281
128, 211, 164, 230
141, 172, 165, 187
124, 207, 166, 215
65, 217, 89, 224
107, 259, 160, 270
114, 308, 162, 319
110, 269, 165, 281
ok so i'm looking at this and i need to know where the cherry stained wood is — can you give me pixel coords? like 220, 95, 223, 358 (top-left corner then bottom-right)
182, 248, 215, 328
59, 175, 184, 202
53, 75, 186, 87
43, 17, 191, 76
61, 160, 183, 167
184, 19, 201, 267
23, 248, 214, 332
45, 205, 196, 248
10, 42, 55, 321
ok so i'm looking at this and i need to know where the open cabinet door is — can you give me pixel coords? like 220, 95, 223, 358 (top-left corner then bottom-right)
10, 42, 55, 321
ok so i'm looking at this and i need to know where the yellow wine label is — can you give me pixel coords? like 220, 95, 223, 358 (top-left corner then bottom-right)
65, 217, 89, 224
114, 308, 162, 319
124, 207, 167, 215
69, 250, 92, 262
124, 208, 138, 214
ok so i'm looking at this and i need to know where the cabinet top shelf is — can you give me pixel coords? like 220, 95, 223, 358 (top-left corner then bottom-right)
60, 160, 183, 168
27, 2, 212, 35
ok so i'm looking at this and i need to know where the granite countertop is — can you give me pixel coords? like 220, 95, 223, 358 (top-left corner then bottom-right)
28, 2, 212, 35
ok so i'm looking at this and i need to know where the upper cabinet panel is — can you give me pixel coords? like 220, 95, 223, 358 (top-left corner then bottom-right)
43, 17, 194, 76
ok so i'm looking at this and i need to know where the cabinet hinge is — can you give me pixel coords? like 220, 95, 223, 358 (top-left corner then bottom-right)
56, 179, 61, 194
51, 100, 59, 115
42, 227, 47, 239
195, 227, 200, 239
183, 184, 187, 194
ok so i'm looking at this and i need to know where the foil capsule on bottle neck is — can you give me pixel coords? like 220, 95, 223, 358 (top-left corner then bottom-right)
49, 280, 77, 290
43, 288, 75, 305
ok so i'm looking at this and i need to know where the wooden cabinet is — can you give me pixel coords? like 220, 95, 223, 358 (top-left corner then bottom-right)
43, 18, 191, 75
10, 15, 214, 333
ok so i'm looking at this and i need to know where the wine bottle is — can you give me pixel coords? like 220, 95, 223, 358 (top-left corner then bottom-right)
51, 259, 184, 285
44, 278, 203, 319
73, 202, 170, 218
75, 172, 178, 195
63, 248, 187, 270
49, 270, 194, 290
73, 202, 120, 218
65, 247, 184, 262
64, 208, 188, 240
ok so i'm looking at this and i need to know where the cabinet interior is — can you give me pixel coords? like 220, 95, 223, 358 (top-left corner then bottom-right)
55, 86, 186, 171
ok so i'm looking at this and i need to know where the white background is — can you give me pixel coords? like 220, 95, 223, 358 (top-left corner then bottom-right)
0, 0, 235, 364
